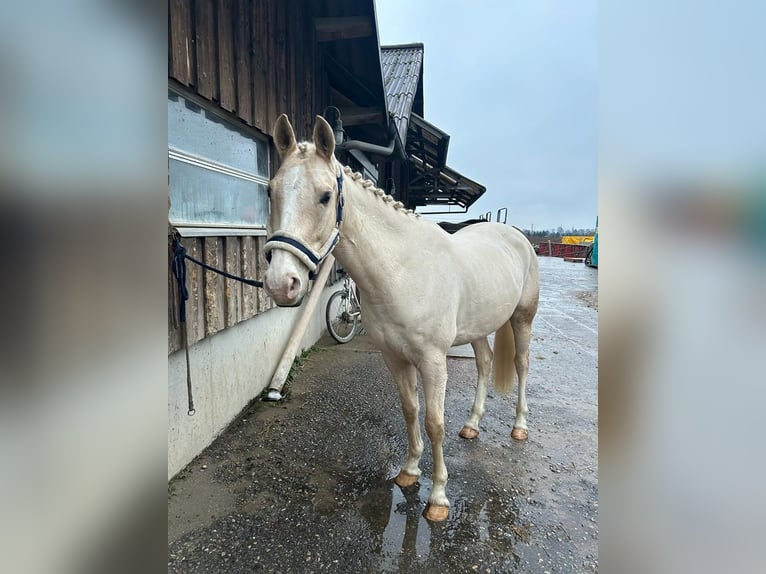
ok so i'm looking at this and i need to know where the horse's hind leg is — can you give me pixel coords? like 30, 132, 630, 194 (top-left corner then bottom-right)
510, 309, 535, 441
382, 351, 423, 488
459, 337, 493, 440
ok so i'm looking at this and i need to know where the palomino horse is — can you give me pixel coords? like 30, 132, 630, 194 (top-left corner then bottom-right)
263, 115, 539, 522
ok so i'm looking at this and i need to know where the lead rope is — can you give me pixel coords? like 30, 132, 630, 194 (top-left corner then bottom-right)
171, 236, 195, 416
182, 325, 195, 416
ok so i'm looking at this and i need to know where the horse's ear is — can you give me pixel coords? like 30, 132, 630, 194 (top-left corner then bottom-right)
273, 114, 297, 158
313, 115, 335, 162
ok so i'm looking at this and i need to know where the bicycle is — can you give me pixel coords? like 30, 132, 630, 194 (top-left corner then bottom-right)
325, 271, 362, 343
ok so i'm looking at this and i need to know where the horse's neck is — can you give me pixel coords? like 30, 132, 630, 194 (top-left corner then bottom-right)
332, 173, 422, 297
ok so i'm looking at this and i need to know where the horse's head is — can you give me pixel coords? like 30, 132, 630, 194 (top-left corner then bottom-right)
263, 114, 343, 307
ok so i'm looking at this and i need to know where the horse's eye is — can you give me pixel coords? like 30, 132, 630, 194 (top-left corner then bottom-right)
319, 191, 332, 205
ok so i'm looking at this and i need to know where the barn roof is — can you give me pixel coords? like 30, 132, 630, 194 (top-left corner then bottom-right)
381, 44, 424, 146
381, 45, 485, 212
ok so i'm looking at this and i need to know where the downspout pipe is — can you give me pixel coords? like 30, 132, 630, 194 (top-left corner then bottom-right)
336, 120, 407, 162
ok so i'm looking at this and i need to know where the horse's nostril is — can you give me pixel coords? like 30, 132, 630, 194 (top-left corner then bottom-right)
286, 275, 301, 298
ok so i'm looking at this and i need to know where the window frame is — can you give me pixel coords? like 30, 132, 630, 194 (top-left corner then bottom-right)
168, 83, 272, 236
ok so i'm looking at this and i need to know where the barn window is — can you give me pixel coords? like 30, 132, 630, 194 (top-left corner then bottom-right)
168, 89, 270, 233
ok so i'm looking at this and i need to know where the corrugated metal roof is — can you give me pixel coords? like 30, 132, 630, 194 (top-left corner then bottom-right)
381, 44, 424, 145
382, 43, 485, 212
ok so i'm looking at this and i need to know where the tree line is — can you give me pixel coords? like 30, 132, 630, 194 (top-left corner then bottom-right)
518, 227, 595, 245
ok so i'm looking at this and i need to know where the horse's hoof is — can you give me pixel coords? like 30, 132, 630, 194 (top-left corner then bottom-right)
459, 426, 479, 439
395, 472, 419, 488
511, 427, 528, 441
424, 504, 450, 522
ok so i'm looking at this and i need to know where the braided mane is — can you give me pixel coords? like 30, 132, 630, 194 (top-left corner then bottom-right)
340, 165, 420, 218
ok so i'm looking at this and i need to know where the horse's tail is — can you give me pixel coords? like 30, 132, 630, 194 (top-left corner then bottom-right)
492, 320, 517, 395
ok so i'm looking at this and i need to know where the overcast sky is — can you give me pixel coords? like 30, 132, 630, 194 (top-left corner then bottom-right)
376, 0, 597, 230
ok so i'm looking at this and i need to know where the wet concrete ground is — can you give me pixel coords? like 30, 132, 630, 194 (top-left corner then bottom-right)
168, 257, 598, 573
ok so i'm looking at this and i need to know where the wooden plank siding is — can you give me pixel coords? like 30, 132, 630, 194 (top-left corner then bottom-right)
216, 0, 236, 112
265, 0, 277, 130
271, 1, 290, 129
240, 236, 258, 321
194, 0, 218, 101
169, 0, 195, 86
186, 238, 206, 345
256, 236, 273, 313
224, 237, 243, 327
169, 0, 329, 135
250, 0, 275, 133
168, 0, 333, 354
203, 238, 226, 337
233, 0, 253, 123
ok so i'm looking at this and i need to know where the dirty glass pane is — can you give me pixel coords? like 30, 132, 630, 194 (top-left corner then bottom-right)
168, 90, 270, 228
168, 160, 269, 227
256, 138, 269, 176
168, 91, 268, 176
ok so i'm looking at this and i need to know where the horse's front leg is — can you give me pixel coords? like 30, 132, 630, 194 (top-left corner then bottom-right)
382, 352, 423, 487
419, 353, 450, 522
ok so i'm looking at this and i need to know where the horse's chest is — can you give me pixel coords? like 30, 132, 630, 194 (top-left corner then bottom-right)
362, 308, 405, 350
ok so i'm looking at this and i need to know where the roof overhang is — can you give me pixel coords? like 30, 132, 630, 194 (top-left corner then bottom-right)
407, 158, 486, 213
404, 114, 485, 212
318, 1, 390, 145
406, 113, 449, 170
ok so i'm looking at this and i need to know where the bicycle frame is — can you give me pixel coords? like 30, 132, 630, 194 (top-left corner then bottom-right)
343, 277, 361, 315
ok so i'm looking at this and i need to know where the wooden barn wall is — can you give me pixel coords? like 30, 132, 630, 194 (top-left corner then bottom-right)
168, 236, 273, 354
168, 0, 335, 354
169, 0, 330, 141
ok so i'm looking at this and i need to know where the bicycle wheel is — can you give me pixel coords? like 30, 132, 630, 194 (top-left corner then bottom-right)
326, 290, 359, 343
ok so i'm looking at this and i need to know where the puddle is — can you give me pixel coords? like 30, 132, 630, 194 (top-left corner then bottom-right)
349, 470, 527, 572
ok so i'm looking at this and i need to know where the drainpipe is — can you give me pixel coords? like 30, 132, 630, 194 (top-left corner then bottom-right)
263, 254, 336, 401
336, 120, 407, 162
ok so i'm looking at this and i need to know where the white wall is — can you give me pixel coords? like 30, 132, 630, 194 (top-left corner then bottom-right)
168, 281, 339, 479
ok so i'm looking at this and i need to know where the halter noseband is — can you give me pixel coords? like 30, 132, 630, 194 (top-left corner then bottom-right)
263, 169, 344, 280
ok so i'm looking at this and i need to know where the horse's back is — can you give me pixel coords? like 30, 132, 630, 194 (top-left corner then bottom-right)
451, 222, 536, 275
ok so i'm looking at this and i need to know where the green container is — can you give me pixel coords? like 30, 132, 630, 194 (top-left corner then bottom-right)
585, 217, 598, 268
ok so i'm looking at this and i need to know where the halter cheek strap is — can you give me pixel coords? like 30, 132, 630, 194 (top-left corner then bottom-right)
264, 170, 344, 280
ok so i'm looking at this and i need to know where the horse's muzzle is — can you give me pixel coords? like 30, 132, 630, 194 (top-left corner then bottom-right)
265, 272, 303, 306
264, 251, 308, 306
